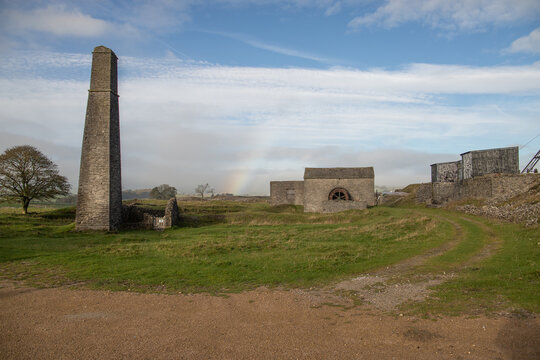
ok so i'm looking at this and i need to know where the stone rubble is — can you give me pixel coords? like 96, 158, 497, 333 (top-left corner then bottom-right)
456, 203, 540, 227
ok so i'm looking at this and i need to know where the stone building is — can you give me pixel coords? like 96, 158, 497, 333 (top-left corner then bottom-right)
431, 161, 461, 183
270, 167, 376, 213
270, 181, 304, 205
430, 146, 519, 185
419, 146, 522, 205
76, 46, 122, 231
303, 167, 375, 213
461, 146, 519, 180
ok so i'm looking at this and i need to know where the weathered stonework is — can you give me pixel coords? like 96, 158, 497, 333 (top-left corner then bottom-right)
76, 46, 122, 231
164, 197, 179, 228
461, 147, 519, 180
270, 181, 304, 205
121, 198, 179, 230
431, 161, 460, 183
303, 167, 375, 213
269, 167, 375, 213
418, 173, 539, 205
416, 183, 433, 204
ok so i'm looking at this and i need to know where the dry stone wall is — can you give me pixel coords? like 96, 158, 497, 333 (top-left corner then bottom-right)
122, 198, 180, 230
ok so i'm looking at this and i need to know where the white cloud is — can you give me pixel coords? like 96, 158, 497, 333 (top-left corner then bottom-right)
1, 51, 539, 193
2, 5, 115, 37
325, 2, 342, 16
348, 0, 540, 31
505, 27, 540, 54
202, 30, 337, 64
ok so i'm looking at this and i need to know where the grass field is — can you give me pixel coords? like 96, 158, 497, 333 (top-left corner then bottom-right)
0, 200, 538, 315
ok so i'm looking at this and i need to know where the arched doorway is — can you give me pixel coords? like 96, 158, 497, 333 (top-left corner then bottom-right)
328, 188, 351, 201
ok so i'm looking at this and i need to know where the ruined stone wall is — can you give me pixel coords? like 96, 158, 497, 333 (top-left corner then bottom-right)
431, 182, 459, 204
489, 173, 539, 202
416, 183, 433, 204
270, 181, 304, 205
459, 177, 492, 199
303, 178, 375, 213
419, 173, 539, 205
164, 197, 179, 228
76, 46, 122, 231
122, 197, 179, 230
431, 161, 460, 182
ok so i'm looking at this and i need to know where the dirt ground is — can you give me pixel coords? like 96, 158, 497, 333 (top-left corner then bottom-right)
1, 281, 539, 360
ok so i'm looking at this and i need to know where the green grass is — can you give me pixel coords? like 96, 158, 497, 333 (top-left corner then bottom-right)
0, 202, 449, 293
406, 218, 540, 315
1, 200, 538, 315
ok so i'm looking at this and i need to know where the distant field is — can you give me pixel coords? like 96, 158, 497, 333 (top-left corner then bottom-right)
0, 200, 538, 315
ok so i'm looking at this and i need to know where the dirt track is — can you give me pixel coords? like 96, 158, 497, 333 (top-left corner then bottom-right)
1, 282, 539, 359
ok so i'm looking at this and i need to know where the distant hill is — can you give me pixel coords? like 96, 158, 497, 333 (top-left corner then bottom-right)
122, 189, 151, 200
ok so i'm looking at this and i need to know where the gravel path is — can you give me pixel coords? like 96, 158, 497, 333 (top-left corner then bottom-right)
321, 216, 502, 311
1, 281, 539, 359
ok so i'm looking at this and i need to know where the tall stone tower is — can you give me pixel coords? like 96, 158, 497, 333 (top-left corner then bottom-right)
76, 46, 122, 231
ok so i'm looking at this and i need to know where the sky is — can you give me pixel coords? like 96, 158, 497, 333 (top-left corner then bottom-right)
1, 0, 539, 195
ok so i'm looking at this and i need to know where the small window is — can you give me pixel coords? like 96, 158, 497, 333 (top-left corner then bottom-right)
329, 188, 351, 201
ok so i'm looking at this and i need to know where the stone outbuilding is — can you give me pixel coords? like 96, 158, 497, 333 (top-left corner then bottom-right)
270, 181, 304, 205
431, 161, 461, 183
419, 146, 523, 205
271, 167, 376, 213
461, 146, 519, 180
303, 167, 375, 213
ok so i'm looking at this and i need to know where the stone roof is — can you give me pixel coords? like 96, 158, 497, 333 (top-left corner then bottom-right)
304, 167, 374, 179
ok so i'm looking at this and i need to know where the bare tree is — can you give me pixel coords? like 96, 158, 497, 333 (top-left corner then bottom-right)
0, 145, 70, 214
195, 183, 209, 200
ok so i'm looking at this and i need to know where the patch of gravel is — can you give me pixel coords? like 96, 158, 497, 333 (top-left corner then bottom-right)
334, 274, 451, 311
2, 281, 539, 359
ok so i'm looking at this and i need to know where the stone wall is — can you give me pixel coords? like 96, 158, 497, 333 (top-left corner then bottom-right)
270, 181, 304, 205
122, 198, 179, 230
164, 197, 179, 228
321, 200, 367, 213
431, 161, 460, 182
431, 182, 458, 204
76, 46, 122, 231
419, 173, 539, 205
416, 183, 433, 204
487, 173, 538, 202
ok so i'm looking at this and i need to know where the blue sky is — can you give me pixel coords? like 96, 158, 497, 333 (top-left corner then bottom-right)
1, 0, 540, 194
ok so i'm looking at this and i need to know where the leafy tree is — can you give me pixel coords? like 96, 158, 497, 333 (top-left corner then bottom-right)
0, 145, 70, 214
150, 184, 177, 200
195, 183, 209, 200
